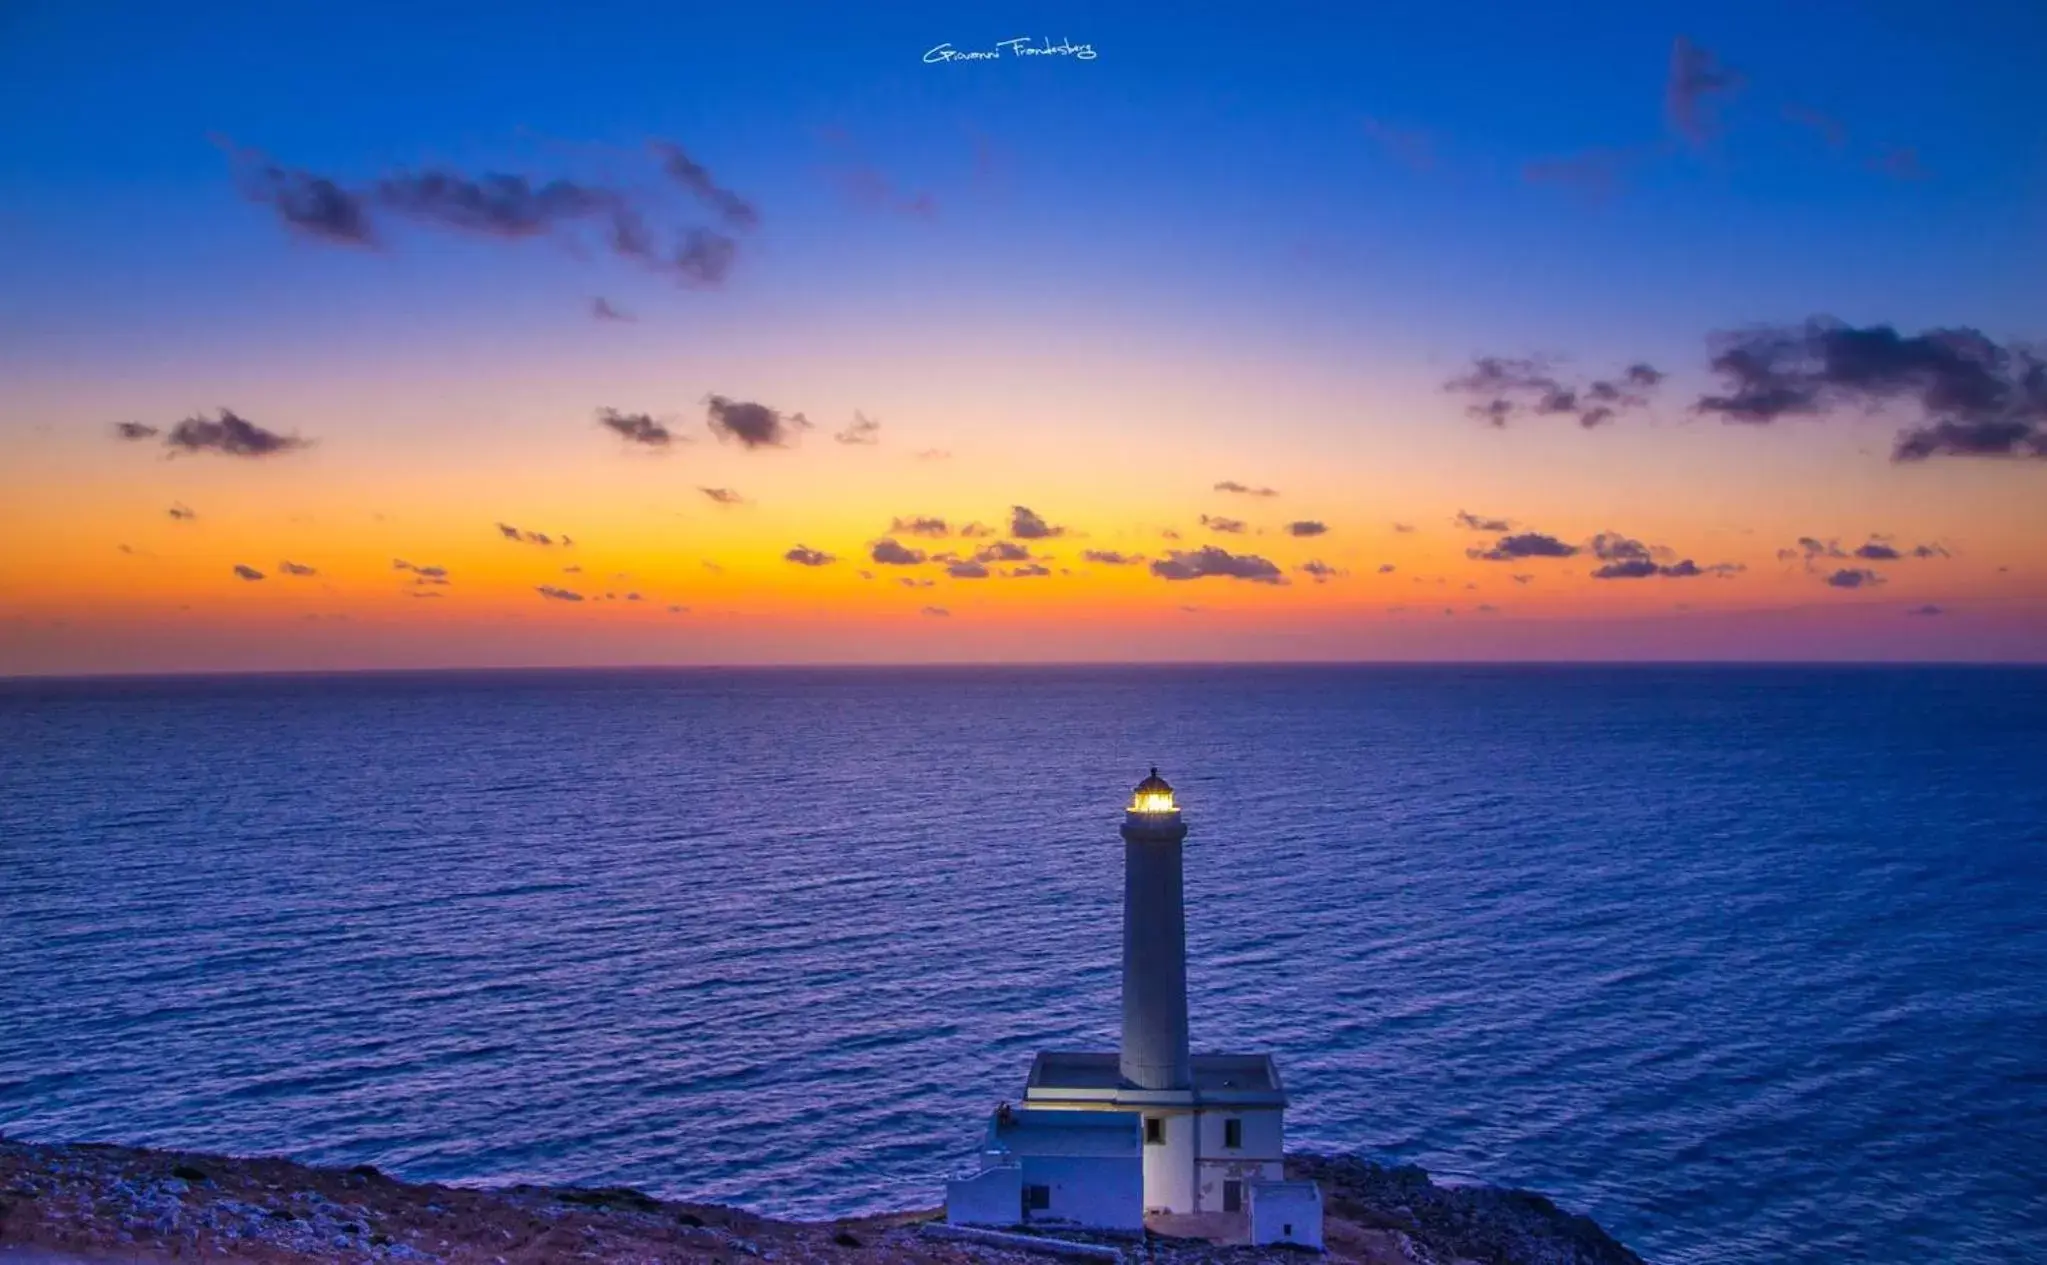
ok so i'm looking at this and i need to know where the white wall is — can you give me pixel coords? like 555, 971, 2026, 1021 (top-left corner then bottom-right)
946, 1163, 1023, 1227
1022, 1154, 1145, 1233
1138, 1110, 1198, 1213
1250, 1182, 1324, 1250
1193, 1108, 1284, 1213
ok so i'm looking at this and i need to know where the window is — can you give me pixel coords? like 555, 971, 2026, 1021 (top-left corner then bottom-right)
1025, 1184, 1050, 1211
1223, 1117, 1243, 1149
1144, 1116, 1164, 1145
1223, 1180, 1243, 1213
1284, 1223, 1294, 1237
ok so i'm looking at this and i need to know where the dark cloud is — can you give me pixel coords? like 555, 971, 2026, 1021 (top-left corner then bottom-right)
1083, 550, 1142, 565
1666, 36, 1742, 146
166, 409, 308, 458
1826, 568, 1883, 589
1200, 514, 1247, 534
1214, 480, 1279, 497
1285, 520, 1328, 537
700, 487, 744, 505
1585, 531, 1741, 578
496, 522, 558, 544
1299, 560, 1344, 582
901, 576, 937, 587
974, 540, 1031, 563
375, 169, 619, 238
835, 411, 881, 445
1446, 357, 1663, 428
610, 219, 739, 288
1855, 541, 1901, 561
706, 395, 811, 449
784, 545, 835, 567
278, 561, 317, 577
232, 564, 264, 581
1908, 604, 1945, 616
1392, 522, 1416, 534
114, 422, 159, 441
649, 140, 760, 231
591, 297, 633, 322
168, 504, 196, 522
891, 516, 948, 537
1454, 510, 1513, 532
536, 585, 585, 602
1467, 532, 1580, 561
921, 605, 951, 618
1693, 319, 2047, 461
959, 521, 995, 538
1150, 546, 1285, 584
1510, 573, 1534, 585
1010, 505, 1066, 539
945, 560, 989, 578
597, 408, 674, 447
870, 538, 926, 566
1913, 543, 1951, 559
668, 605, 688, 614
228, 147, 376, 246
1008, 564, 1051, 577
1784, 535, 1950, 567
1378, 563, 1396, 574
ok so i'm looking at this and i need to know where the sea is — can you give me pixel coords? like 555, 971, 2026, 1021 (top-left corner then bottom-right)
2, 666, 2043, 1263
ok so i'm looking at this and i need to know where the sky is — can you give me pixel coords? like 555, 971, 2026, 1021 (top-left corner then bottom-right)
2, 0, 2044, 672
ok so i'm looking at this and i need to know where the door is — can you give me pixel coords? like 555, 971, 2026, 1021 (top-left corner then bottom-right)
1223, 1180, 1243, 1213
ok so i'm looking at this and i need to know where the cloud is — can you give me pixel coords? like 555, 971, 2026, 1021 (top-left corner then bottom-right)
1693, 318, 2047, 461
784, 545, 835, 567
649, 140, 760, 231
1826, 567, 1884, 589
232, 564, 265, 581
496, 522, 559, 544
278, 561, 317, 576
375, 168, 619, 238
890, 516, 948, 537
164, 409, 308, 457
914, 448, 952, 461
921, 605, 951, 617
1214, 480, 1279, 497
1150, 546, 1285, 584
1467, 532, 1580, 561
1855, 541, 1901, 561
944, 560, 989, 578
668, 604, 688, 614
1455, 510, 1513, 532
1008, 563, 1051, 577
1010, 505, 1066, 539
227, 147, 376, 246
1510, 573, 1533, 584
1445, 359, 1663, 428
1785, 535, 1952, 567
591, 296, 633, 322
393, 559, 450, 586
1378, 563, 1396, 574
168, 504, 196, 522
114, 422, 159, 441
835, 411, 882, 445
1299, 560, 1344, 582
706, 395, 811, 449
974, 540, 1031, 563
901, 576, 937, 587
700, 487, 744, 505
597, 408, 674, 447
1285, 520, 1328, 537
1392, 522, 1416, 534
1666, 36, 1742, 146
1584, 531, 1742, 578
1200, 514, 1247, 534
830, 164, 938, 219
870, 538, 926, 565
1083, 550, 1142, 565
1907, 604, 1944, 616
610, 219, 738, 288
958, 521, 995, 537
536, 585, 585, 601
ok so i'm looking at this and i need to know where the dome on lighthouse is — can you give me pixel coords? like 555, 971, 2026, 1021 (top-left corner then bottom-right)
1129, 767, 1177, 814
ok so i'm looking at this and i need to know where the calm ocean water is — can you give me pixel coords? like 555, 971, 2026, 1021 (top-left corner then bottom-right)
2, 666, 2043, 1262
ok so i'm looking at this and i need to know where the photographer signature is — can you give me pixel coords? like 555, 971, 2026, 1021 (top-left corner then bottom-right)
925, 37, 1098, 63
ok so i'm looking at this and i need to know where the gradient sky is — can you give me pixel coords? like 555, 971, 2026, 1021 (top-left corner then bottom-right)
3, 0, 2044, 672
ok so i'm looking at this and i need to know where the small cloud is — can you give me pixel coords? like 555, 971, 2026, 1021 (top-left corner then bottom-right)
700, 487, 744, 505
706, 395, 811, 449
591, 296, 634, 322
946, 560, 989, 579
835, 410, 882, 445
536, 585, 585, 601
1666, 36, 1742, 146
168, 504, 197, 522
1510, 573, 1533, 585
1214, 480, 1279, 497
1855, 540, 1901, 561
114, 422, 159, 441
229, 564, 266, 582
1299, 560, 1345, 582
1391, 522, 1416, 534
1454, 510, 1512, 532
1826, 567, 1884, 589
167, 409, 309, 458
785, 545, 835, 567
974, 541, 1030, 563
563, 564, 582, 574
1285, 520, 1328, 537
1010, 505, 1066, 539
1475, 603, 1499, 613
1467, 532, 1579, 561
1008, 563, 1051, 578
1083, 550, 1142, 565
495, 522, 559, 545
1150, 546, 1285, 584
890, 515, 948, 537
649, 140, 759, 231
597, 407, 674, 447
958, 521, 995, 538
914, 448, 951, 461
1200, 514, 1246, 535
920, 605, 951, 617
278, 561, 317, 576
1907, 604, 1944, 616
625, 592, 642, 601
668, 604, 688, 614
872, 538, 927, 566
392, 559, 449, 582
901, 576, 938, 587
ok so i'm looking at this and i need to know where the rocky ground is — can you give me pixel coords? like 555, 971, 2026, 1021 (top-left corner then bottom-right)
0, 1135, 1643, 1264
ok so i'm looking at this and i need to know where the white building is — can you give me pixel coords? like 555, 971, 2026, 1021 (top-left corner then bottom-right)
944, 1106, 1144, 1233
946, 769, 1321, 1246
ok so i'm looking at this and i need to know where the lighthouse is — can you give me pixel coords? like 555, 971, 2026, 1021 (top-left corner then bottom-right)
944, 768, 1316, 1247
1120, 768, 1192, 1091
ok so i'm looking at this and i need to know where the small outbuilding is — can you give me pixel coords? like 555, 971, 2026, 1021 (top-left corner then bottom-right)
945, 1106, 1145, 1234
1248, 1179, 1324, 1250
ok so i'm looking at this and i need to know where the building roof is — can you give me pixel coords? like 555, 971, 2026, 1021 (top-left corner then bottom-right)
985, 1106, 1142, 1158
1024, 1051, 1287, 1104
1132, 767, 1173, 796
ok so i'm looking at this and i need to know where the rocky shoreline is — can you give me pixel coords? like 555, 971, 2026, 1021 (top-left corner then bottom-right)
0, 1135, 1643, 1264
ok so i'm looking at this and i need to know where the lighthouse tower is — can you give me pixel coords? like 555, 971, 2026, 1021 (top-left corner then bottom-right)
1120, 768, 1192, 1091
